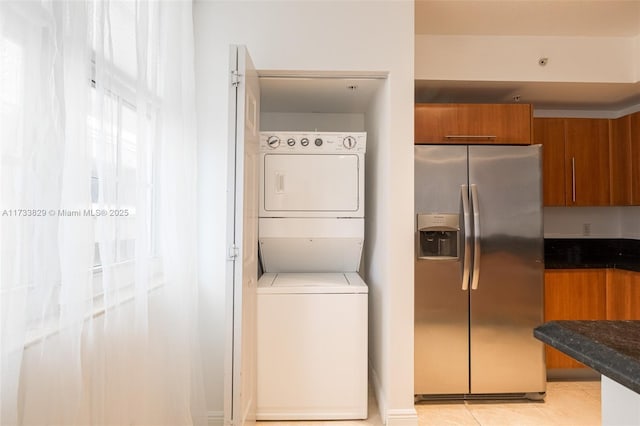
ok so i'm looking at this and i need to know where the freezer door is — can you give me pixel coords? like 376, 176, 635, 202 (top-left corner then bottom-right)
414, 145, 470, 395
468, 145, 546, 395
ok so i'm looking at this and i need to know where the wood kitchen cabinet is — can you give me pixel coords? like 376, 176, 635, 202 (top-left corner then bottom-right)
533, 118, 610, 206
544, 267, 640, 369
415, 103, 532, 144
607, 112, 640, 205
610, 115, 633, 205
544, 269, 607, 369
630, 112, 640, 204
606, 269, 640, 320
565, 118, 610, 206
533, 118, 565, 206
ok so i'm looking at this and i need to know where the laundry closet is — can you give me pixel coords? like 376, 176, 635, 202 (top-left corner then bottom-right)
254, 73, 386, 420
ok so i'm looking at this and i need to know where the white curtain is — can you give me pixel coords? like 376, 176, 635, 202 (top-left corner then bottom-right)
0, 1, 205, 424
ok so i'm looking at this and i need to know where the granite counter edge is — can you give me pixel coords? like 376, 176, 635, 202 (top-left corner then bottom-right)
534, 321, 640, 394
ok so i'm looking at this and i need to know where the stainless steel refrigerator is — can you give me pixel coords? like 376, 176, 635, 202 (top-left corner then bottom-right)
414, 145, 546, 399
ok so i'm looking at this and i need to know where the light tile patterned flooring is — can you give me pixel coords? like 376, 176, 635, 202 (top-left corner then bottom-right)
257, 380, 601, 426
415, 381, 601, 426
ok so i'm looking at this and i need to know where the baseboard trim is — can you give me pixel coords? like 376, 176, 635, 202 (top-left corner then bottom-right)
386, 408, 419, 426
369, 364, 418, 426
207, 410, 224, 426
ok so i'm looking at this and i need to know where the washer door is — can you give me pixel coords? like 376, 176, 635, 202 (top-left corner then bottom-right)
261, 153, 361, 217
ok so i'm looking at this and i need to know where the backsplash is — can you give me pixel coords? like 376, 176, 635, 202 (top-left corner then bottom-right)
544, 206, 640, 239
545, 238, 640, 272
620, 207, 640, 239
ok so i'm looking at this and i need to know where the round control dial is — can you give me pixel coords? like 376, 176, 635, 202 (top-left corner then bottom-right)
314, 138, 323, 147
266, 135, 280, 149
300, 137, 310, 147
287, 138, 296, 147
343, 136, 357, 149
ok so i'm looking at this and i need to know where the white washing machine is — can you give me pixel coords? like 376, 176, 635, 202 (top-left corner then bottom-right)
256, 132, 368, 420
257, 272, 368, 420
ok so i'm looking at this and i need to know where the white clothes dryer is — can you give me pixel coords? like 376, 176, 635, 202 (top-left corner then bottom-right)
259, 131, 366, 219
258, 131, 366, 273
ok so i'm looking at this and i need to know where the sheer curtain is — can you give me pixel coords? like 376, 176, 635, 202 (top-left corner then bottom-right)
0, 1, 204, 424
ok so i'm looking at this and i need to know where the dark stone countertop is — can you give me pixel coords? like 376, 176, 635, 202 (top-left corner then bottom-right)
534, 320, 640, 394
544, 238, 640, 272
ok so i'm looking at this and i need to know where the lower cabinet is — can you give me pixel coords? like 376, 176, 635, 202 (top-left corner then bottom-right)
544, 268, 640, 369
544, 269, 607, 369
606, 269, 640, 320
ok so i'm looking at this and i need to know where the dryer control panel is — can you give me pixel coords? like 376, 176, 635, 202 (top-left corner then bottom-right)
260, 131, 366, 153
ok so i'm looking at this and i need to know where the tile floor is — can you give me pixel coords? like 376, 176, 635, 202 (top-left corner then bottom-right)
256, 380, 601, 426
415, 380, 601, 426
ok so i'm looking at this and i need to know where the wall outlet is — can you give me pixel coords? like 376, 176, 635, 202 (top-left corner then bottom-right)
583, 223, 592, 236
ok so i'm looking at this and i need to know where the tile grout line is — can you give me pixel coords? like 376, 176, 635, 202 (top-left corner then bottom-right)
463, 401, 484, 426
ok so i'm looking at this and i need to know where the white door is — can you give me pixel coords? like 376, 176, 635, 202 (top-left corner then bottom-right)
225, 45, 260, 426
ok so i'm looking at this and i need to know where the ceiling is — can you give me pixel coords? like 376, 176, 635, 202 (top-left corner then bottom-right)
415, 0, 640, 37
415, 0, 640, 112
260, 76, 383, 114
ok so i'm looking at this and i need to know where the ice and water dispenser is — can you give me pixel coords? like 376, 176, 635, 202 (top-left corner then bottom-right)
417, 213, 459, 260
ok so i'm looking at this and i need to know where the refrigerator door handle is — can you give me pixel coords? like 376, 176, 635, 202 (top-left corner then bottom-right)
461, 185, 471, 291
470, 184, 481, 290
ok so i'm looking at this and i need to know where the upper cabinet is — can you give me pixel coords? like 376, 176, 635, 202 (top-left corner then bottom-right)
610, 115, 632, 205
535, 112, 640, 207
630, 112, 640, 204
610, 112, 640, 205
565, 118, 610, 206
533, 118, 565, 206
415, 103, 532, 145
533, 117, 610, 207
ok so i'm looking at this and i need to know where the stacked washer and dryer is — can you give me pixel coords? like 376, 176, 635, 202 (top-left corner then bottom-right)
256, 131, 369, 420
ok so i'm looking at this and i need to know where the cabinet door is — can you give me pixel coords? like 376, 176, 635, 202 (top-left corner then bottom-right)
630, 112, 640, 205
533, 118, 566, 206
565, 119, 610, 206
544, 269, 607, 369
606, 269, 640, 320
610, 115, 632, 205
415, 103, 532, 144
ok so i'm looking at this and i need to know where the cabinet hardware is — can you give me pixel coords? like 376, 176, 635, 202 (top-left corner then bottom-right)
572, 157, 576, 203
445, 135, 497, 140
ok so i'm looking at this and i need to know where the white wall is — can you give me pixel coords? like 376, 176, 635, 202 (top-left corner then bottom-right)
544, 207, 624, 238
193, 2, 415, 425
544, 207, 640, 239
363, 79, 393, 420
261, 112, 364, 132
416, 34, 638, 83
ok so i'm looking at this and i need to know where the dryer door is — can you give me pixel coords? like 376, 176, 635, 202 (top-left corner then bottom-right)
261, 153, 362, 217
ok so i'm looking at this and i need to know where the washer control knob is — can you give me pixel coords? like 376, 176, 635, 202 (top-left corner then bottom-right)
343, 136, 357, 149
300, 137, 310, 147
266, 135, 280, 149
287, 138, 296, 147
314, 138, 323, 147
